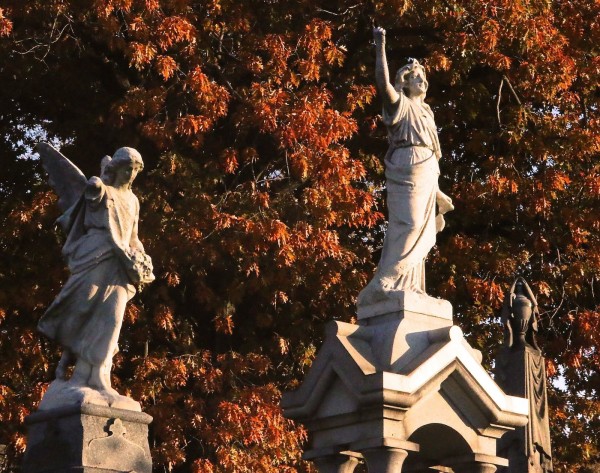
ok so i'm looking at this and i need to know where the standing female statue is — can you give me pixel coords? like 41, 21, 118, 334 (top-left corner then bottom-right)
358, 27, 453, 307
36, 143, 154, 410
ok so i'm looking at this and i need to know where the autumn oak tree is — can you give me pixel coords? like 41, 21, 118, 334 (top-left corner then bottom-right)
0, 0, 598, 471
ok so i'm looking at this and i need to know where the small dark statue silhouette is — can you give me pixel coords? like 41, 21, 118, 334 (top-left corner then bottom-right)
501, 277, 540, 350
496, 277, 553, 473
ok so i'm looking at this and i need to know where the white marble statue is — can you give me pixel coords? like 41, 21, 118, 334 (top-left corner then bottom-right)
36, 143, 155, 410
358, 27, 454, 307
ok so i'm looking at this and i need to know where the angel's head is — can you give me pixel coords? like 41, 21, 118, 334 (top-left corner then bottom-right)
395, 59, 428, 99
102, 147, 144, 188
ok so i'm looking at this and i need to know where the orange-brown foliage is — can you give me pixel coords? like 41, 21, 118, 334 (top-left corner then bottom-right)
0, 0, 598, 471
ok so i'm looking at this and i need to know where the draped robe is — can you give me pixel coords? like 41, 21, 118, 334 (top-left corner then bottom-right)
38, 180, 145, 368
358, 92, 449, 306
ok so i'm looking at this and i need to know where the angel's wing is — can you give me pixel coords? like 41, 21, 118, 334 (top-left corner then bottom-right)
36, 142, 87, 212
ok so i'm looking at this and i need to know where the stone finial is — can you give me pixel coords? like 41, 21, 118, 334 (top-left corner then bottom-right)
501, 277, 540, 350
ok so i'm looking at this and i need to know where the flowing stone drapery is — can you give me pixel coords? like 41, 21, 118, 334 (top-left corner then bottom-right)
358, 146, 439, 302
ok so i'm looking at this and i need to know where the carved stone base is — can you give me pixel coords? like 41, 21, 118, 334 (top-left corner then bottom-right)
39, 379, 141, 412
357, 290, 453, 321
282, 295, 529, 473
22, 404, 152, 473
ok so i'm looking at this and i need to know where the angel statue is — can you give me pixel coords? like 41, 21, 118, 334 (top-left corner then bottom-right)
36, 143, 155, 411
358, 27, 454, 307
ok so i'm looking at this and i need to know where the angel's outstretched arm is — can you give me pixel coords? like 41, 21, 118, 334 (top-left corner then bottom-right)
374, 27, 400, 110
85, 176, 105, 204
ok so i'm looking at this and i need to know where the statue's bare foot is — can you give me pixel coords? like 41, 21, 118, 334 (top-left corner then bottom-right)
103, 389, 122, 407
103, 384, 121, 401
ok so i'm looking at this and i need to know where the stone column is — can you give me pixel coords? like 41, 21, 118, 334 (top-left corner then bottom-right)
312, 452, 361, 473
462, 464, 498, 473
404, 465, 453, 473
361, 447, 409, 473
444, 454, 505, 473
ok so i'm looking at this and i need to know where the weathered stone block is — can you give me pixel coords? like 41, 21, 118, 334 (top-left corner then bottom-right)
23, 404, 152, 473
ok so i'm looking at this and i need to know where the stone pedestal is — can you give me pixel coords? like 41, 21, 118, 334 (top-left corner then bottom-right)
496, 346, 553, 473
282, 292, 529, 473
23, 404, 152, 473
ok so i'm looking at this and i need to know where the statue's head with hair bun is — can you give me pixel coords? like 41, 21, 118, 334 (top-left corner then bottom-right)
394, 58, 429, 98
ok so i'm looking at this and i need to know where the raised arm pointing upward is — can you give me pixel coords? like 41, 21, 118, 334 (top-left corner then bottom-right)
358, 26, 453, 307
